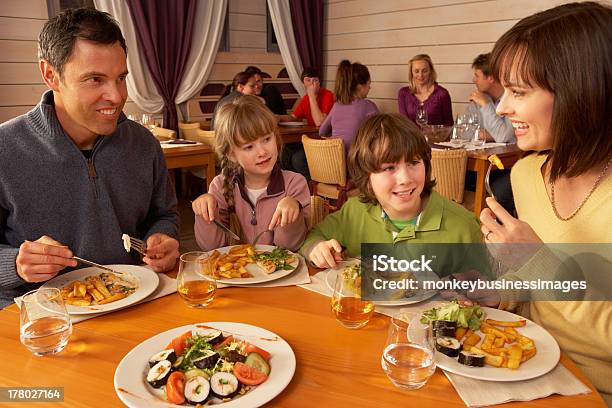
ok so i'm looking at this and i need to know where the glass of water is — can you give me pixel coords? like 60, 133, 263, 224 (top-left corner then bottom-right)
416, 104, 428, 128
472, 125, 486, 147
20, 288, 72, 356
381, 311, 435, 390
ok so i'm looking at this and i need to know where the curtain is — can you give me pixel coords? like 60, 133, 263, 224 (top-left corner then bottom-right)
267, 0, 305, 96
95, 0, 227, 125
289, 0, 324, 80
125, 0, 196, 130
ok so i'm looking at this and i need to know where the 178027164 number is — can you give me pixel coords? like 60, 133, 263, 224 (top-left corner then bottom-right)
0, 387, 64, 402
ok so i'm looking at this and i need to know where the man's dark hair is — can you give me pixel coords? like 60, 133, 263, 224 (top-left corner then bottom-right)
471, 53, 491, 76
300, 67, 320, 81
38, 7, 127, 76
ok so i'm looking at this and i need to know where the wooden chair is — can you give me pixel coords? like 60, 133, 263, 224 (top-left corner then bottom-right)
151, 126, 176, 141
301, 135, 356, 210
431, 149, 468, 203
179, 122, 215, 147
309, 195, 329, 229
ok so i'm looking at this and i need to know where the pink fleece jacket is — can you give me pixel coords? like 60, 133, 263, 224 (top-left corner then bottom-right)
194, 165, 311, 252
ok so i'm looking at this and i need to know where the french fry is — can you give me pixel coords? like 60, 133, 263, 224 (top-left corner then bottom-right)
484, 347, 509, 356
486, 318, 526, 328
455, 327, 468, 341
493, 336, 505, 348
518, 335, 535, 351
88, 287, 105, 302
463, 332, 481, 348
65, 298, 92, 306
507, 345, 523, 369
471, 347, 504, 367
481, 333, 495, 350
481, 324, 513, 342
90, 276, 112, 298
97, 292, 127, 305
521, 347, 537, 362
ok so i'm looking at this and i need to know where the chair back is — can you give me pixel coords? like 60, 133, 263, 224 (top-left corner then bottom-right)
179, 122, 216, 149
309, 195, 329, 228
151, 127, 176, 141
431, 149, 468, 203
301, 136, 346, 185
178, 122, 201, 139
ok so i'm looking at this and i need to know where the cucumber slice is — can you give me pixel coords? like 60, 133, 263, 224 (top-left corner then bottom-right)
244, 352, 270, 376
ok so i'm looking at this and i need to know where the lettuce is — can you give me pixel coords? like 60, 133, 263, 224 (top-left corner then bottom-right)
420, 301, 486, 330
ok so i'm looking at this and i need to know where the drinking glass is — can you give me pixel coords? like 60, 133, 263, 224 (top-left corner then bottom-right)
416, 105, 428, 128
381, 311, 435, 390
472, 125, 486, 147
331, 265, 374, 329
141, 114, 157, 131
19, 288, 72, 356
450, 125, 465, 146
177, 251, 217, 308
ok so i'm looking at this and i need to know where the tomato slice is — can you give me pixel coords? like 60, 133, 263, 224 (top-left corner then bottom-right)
213, 335, 234, 350
233, 362, 268, 386
166, 330, 192, 357
166, 371, 186, 405
239, 341, 271, 361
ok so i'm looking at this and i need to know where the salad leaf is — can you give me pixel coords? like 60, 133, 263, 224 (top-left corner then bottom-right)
420, 301, 486, 330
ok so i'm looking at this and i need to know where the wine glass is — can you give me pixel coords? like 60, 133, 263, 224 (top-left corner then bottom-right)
381, 311, 435, 390
20, 288, 72, 356
416, 104, 428, 129
331, 265, 374, 329
177, 252, 217, 308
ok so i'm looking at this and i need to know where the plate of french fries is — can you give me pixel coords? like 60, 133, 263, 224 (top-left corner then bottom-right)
41, 265, 159, 314
203, 244, 299, 285
433, 307, 560, 381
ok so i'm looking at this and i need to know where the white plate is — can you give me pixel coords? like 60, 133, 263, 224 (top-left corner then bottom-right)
210, 245, 299, 285
325, 260, 438, 306
41, 265, 159, 315
432, 307, 560, 381
114, 322, 296, 408
278, 121, 306, 127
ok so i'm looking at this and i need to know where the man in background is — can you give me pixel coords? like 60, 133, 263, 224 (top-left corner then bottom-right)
289, 67, 334, 127
0, 8, 179, 308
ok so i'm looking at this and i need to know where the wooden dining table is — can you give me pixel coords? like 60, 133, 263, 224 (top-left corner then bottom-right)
278, 124, 320, 144
467, 144, 523, 215
162, 143, 216, 189
0, 264, 606, 408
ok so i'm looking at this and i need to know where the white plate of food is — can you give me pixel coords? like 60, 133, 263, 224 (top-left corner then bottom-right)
429, 307, 560, 381
325, 260, 438, 306
41, 265, 159, 315
114, 322, 296, 407
205, 245, 299, 285
278, 121, 306, 127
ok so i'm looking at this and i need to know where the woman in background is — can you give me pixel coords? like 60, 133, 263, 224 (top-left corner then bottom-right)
319, 60, 378, 149
211, 71, 263, 129
398, 54, 453, 126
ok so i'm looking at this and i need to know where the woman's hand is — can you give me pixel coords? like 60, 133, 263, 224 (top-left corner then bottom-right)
192, 194, 217, 222
480, 197, 542, 244
269, 197, 300, 230
308, 239, 343, 269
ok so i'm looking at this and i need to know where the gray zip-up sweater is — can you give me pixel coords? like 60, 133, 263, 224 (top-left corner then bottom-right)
0, 91, 179, 308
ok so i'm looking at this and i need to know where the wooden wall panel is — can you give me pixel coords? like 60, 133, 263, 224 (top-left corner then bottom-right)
0, 40, 39, 63
0, 62, 41, 84
1, 0, 47, 19
0, 17, 46, 41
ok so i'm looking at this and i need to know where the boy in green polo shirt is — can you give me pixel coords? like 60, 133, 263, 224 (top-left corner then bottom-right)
300, 113, 482, 269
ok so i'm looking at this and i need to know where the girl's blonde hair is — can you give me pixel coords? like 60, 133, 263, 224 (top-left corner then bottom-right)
213, 95, 282, 242
408, 54, 437, 94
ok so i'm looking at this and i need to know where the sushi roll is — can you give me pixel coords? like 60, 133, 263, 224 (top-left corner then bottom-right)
193, 350, 220, 369
210, 372, 240, 398
435, 337, 461, 357
146, 360, 172, 388
432, 320, 457, 338
184, 376, 210, 404
148, 349, 177, 367
192, 327, 224, 345
458, 350, 486, 367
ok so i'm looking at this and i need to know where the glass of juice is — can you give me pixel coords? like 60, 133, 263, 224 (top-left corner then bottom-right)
19, 288, 72, 356
177, 251, 217, 308
381, 311, 435, 390
331, 264, 374, 329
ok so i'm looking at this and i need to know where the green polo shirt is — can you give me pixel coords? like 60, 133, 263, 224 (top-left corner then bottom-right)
300, 192, 483, 272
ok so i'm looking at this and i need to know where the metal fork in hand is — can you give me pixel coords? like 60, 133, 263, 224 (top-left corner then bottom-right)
251, 229, 272, 246
485, 165, 495, 199
122, 234, 146, 256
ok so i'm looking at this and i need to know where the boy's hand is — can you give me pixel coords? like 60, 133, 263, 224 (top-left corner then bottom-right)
309, 239, 343, 269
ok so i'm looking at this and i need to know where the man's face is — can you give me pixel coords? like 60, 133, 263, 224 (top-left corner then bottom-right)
472, 69, 492, 93
45, 39, 128, 144
303, 76, 320, 92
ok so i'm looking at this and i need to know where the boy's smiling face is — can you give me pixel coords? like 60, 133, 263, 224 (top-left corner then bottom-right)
369, 157, 426, 220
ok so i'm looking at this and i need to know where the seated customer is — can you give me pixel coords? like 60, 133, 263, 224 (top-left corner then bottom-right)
0, 8, 179, 308
319, 60, 379, 149
244, 66, 287, 115
280, 67, 335, 180
302, 113, 481, 269
211, 71, 262, 129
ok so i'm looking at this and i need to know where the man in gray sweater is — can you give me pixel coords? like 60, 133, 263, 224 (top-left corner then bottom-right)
0, 8, 180, 308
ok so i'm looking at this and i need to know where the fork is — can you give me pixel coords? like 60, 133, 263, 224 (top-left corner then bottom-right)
251, 229, 272, 247
122, 234, 147, 256
484, 164, 495, 199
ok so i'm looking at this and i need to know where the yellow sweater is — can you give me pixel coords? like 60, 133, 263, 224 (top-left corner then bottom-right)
511, 154, 612, 406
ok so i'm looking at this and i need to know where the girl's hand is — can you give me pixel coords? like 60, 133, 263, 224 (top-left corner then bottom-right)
269, 197, 300, 230
192, 194, 217, 222
480, 197, 542, 244
309, 239, 343, 269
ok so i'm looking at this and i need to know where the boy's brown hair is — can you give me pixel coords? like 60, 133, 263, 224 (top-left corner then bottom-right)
348, 113, 435, 205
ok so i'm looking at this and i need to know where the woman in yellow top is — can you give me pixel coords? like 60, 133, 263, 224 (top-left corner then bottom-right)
479, 2, 611, 404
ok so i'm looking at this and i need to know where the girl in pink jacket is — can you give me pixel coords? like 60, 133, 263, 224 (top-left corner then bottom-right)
192, 95, 311, 251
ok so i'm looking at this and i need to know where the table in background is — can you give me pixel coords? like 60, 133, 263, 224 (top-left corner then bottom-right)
279, 124, 320, 144
162, 144, 216, 189
467, 144, 523, 215
0, 264, 605, 407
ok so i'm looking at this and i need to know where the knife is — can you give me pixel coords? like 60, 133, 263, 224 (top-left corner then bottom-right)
73, 256, 123, 275
213, 219, 241, 242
